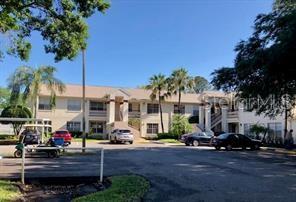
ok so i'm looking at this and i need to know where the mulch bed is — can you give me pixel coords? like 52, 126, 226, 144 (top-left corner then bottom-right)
16, 176, 111, 202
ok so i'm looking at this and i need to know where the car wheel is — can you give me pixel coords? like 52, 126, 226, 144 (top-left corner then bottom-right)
48, 151, 58, 158
251, 144, 260, 150
225, 144, 232, 151
215, 146, 221, 150
242, 146, 246, 150
14, 150, 22, 158
192, 140, 200, 147
130, 141, 133, 144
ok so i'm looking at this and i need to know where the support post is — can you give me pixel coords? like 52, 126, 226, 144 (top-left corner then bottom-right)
82, 49, 86, 152
21, 147, 25, 185
100, 148, 104, 183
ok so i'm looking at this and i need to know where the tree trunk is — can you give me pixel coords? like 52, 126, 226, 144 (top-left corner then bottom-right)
159, 92, 164, 133
34, 96, 38, 119
178, 89, 181, 114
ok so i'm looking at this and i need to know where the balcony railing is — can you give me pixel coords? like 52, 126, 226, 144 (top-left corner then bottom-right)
128, 111, 141, 118
227, 111, 239, 119
89, 110, 107, 117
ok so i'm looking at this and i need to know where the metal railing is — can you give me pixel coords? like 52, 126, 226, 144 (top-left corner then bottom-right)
227, 111, 239, 119
128, 111, 141, 118
89, 110, 107, 117
20, 146, 104, 184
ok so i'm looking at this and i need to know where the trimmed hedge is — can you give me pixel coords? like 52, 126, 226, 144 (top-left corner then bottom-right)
157, 133, 179, 140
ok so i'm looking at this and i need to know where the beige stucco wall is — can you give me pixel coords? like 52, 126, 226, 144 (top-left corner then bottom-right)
139, 102, 199, 137
37, 96, 108, 133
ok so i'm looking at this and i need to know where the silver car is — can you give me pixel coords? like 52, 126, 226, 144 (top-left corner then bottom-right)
110, 129, 134, 144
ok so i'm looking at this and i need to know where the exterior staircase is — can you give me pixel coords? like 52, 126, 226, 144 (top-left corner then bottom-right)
112, 121, 143, 142
211, 112, 222, 128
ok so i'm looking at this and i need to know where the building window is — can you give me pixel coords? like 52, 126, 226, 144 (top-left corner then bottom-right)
67, 100, 81, 111
67, 121, 81, 131
129, 103, 140, 112
38, 97, 51, 110
174, 105, 185, 114
268, 122, 282, 137
90, 101, 106, 111
147, 104, 159, 114
147, 123, 158, 134
89, 121, 105, 133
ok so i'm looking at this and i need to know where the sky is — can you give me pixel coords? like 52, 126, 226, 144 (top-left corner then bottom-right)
0, 0, 273, 88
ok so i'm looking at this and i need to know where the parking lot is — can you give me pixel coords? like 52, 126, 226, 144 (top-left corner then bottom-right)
1, 143, 296, 202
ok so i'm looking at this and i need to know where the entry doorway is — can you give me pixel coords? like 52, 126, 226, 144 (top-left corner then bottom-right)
89, 121, 105, 134
228, 123, 239, 133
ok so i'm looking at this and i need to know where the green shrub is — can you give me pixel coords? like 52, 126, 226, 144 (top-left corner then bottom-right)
170, 114, 192, 137
70, 131, 83, 138
88, 134, 105, 140
0, 135, 16, 140
157, 133, 179, 140
128, 118, 141, 130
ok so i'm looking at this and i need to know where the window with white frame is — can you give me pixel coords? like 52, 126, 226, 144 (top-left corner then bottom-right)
147, 123, 158, 134
129, 103, 140, 112
89, 121, 105, 133
268, 122, 282, 137
147, 104, 159, 114
192, 106, 199, 116
90, 101, 106, 111
174, 104, 185, 114
67, 121, 81, 131
38, 97, 51, 110
67, 100, 81, 111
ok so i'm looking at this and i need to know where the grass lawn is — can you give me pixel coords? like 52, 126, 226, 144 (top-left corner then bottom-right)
158, 139, 182, 144
0, 180, 21, 202
73, 175, 150, 202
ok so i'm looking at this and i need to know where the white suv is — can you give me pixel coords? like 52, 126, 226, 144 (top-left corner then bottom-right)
110, 129, 134, 144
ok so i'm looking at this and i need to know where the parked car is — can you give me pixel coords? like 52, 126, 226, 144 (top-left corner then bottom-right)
110, 129, 134, 144
182, 132, 213, 146
211, 133, 261, 151
19, 129, 41, 145
180, 133, 192, 143
53, 130, 72, 144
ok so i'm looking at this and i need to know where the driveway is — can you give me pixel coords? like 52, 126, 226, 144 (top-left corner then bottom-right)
0, 144, 296, 202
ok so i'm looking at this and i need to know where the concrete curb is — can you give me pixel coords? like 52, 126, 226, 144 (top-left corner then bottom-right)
261, 147, 296, 155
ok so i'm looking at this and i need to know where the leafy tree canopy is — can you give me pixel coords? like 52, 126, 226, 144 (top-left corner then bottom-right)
170, 114, 192, 137
0, 0, 110, 62
0, 87, 10, 108
8, 66, 65, 112
0, 105, 32, 135
190, 76, 211, 93
211, 0, 296, 118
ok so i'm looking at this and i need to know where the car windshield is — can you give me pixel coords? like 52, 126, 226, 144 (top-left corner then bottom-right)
119, 130, 131, 133
218, 133, 230, 139
55, 131, 68, 134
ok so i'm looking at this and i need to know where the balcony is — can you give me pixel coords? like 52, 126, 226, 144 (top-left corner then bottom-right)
227, 111, 239, 119
89, 110, 107, 117
128, 111, 141, 118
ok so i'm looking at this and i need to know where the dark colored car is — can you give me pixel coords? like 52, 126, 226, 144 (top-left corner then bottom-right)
211, 133, 261, 151
183, 132, 213, 146
19, 130, 41, 145
53, 130, 72, 144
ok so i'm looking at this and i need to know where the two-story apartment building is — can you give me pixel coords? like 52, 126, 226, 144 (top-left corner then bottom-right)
36, 84, 296, 142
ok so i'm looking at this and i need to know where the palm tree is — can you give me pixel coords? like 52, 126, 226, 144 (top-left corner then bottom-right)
168, 68, 194, 113
8, 66, 65, 118
145, 74, 167, 133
